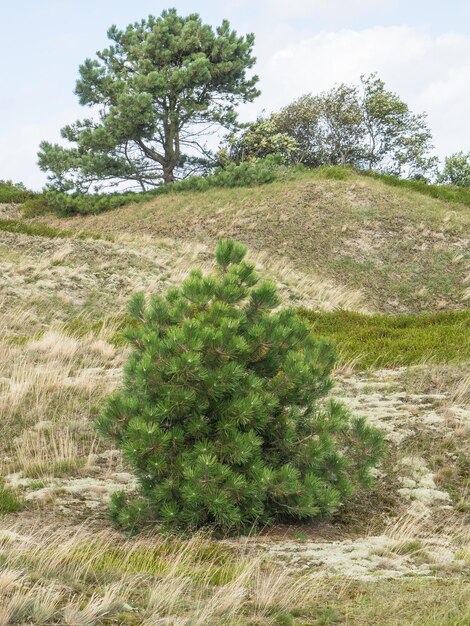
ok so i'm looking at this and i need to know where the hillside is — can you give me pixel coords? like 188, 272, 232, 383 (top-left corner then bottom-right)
24, 169, 470, 314
0, 171, 469, 624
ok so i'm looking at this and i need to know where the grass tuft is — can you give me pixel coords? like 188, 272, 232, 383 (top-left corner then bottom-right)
0, 483, 23, 515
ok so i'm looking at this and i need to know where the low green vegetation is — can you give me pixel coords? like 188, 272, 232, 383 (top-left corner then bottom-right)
0, 480, 23, 514
299, 309, 470, 369
0, 217, 103, 240
0, 180, 36, 203
361, 169, 470, 208
0, 217, 74, 238
25, 156, 288, 216
19, 164, 470, 219
27, 308, 470, 372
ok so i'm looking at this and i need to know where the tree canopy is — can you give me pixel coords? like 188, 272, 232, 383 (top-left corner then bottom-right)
38, 9, 259, 191
231, 74, 437, 179
438, 151, 470, 187
222, 117, 299, 165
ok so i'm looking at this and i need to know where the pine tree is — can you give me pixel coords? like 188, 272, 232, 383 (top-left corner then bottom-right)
97, 240, 383, 532
38, 10, 259, 191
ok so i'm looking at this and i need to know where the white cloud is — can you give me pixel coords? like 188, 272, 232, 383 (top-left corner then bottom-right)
271, 0, 394, 18
250, 25, 470, 159
3, 20, 470, 188
229, 0, 395, 20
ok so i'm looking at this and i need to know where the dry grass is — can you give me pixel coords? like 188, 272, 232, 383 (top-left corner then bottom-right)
0, 320, 123, 503
401, 363, 470, 406
381, 513, 470, 566
451, 371, 470, 406
0, 226, 366, 343
11, 427, 96, 479
397, 365, 470, 508
0, 325, 120, 443
0, 522, 469, 625
25, 170, 470, 313
0, 524, 318, 625
1, 184, 470, 624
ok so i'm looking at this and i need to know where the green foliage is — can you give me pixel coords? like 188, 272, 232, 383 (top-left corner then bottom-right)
98, 240, 383, 533
438, 151, 470, 187
0, 481, 23, 515
0, 180, 36, 203
274, 74, 436, 178
38, 9, 259, 191
173, 155, 283, 190
298, 310, 470, 369
223, 117, 299, 164
359, 74, 437, 177
274, 94, 324, 168
19, 195, 53, 217
24, 157, 285, 216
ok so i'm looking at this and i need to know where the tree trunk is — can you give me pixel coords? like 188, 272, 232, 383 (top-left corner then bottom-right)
163, 164, 175, 184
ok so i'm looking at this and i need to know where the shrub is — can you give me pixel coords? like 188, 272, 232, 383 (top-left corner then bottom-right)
23, 157, 286, 217
0, 180, 36, 203
97, 240, 383, 533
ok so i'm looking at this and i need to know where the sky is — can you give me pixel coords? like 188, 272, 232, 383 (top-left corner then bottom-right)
1, 0, 470, 189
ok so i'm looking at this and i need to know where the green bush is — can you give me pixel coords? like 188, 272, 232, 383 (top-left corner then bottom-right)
176, 155, 285, 190
23, 156, 286, 217
0, 180, 36, 203
299, 309, 470, 369
97, 240, 383, 533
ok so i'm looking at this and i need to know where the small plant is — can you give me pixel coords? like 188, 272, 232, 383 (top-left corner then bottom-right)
0, 481, 23, 515
98, 240, 383, 532
0, 218, 71, 239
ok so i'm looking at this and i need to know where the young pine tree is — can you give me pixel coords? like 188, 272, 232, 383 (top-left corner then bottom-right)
98, 240, 383, 532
